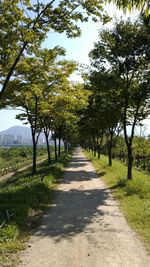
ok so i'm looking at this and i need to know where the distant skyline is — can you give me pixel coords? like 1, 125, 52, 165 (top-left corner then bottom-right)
0, 5, 140, 132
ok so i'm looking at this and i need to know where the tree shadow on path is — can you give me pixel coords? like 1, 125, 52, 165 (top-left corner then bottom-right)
33, 153, 119, 243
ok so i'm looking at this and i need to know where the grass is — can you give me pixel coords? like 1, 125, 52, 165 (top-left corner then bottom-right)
0, 150, 72, 267
84, 150, 150, 252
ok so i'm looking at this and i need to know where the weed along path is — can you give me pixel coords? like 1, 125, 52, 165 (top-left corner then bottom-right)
19, 148, 150, 267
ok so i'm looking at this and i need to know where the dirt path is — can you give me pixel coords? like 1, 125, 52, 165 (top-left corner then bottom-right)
19, 148, 150, 267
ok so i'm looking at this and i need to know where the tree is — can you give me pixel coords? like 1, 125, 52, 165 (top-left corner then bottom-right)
78, 90, 105, 158
0, 0, 108, 101
89, 17, 150, 179
37, 51, 77, 161
112, 0, 149, 11
87, 70, 122, 165
1, 0, 149, 101
5, 47, 76, 173
40, 115, 52, 164
48, 82, 90, 157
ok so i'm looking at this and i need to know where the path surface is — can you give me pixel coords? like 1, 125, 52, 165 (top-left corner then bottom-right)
19, 148, 150, 267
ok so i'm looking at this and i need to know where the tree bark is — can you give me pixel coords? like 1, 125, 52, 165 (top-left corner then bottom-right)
32, 137, 37, 175
94, 143, 97, 157
127, 145, 133, 180
64, 140, 67, 152
54, 137, 57, 160
45, 132, 51, 164
0, 41, 28, 100
108, 143, 112, 166
58, 136, 61, 157
97, 144, 100, 159
84, 141, 87, 150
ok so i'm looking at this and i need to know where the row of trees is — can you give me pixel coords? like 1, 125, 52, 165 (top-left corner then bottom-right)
1, 0, 148, 100
80, 15, 150, 179
0, 0, 107, 174
4, 48, 89, 173
0, 1, 149, 178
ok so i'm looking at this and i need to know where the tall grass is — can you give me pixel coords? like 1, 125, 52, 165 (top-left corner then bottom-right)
84, 151, 150, 252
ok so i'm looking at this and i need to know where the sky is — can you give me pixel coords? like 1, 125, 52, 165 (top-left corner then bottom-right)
1, 3, 148, 135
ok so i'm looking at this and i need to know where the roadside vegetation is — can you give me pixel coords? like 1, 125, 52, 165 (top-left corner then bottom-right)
80, 14, 150, 180
0, 147, 47, 176
1, 1, 149, 180
0, 150, 72, 267
84, 150, 150, 251
103, 135, 150, 173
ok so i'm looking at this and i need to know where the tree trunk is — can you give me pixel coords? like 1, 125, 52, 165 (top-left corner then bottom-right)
58, 126, 62, 157
97, 145, 100, 159
54, 137, 57, 160
64, 141, 67, 152
58, 136, 61, 157
94, 144, 97, 157
32, 139, 37, 175
45, 132, 51, 164
108, 144, 112, 166
127, 145, 133, 180
0, 41, 28, 100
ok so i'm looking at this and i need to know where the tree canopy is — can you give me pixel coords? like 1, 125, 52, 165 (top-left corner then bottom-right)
0, 0, 149, 100
88, 16, 150, 179
0, 0, 108, 100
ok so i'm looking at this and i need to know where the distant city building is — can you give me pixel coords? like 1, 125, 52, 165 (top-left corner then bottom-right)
3, 134, 15, 145
16, 135, 22, 144
0, 135, 2, 145
0, 126, 52, 146
23, 138, 32, 145
0, 134, 29, 146
38, 135, 45, 145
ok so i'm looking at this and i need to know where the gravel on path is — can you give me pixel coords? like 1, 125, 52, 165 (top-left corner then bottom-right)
18, 148, 150, 267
